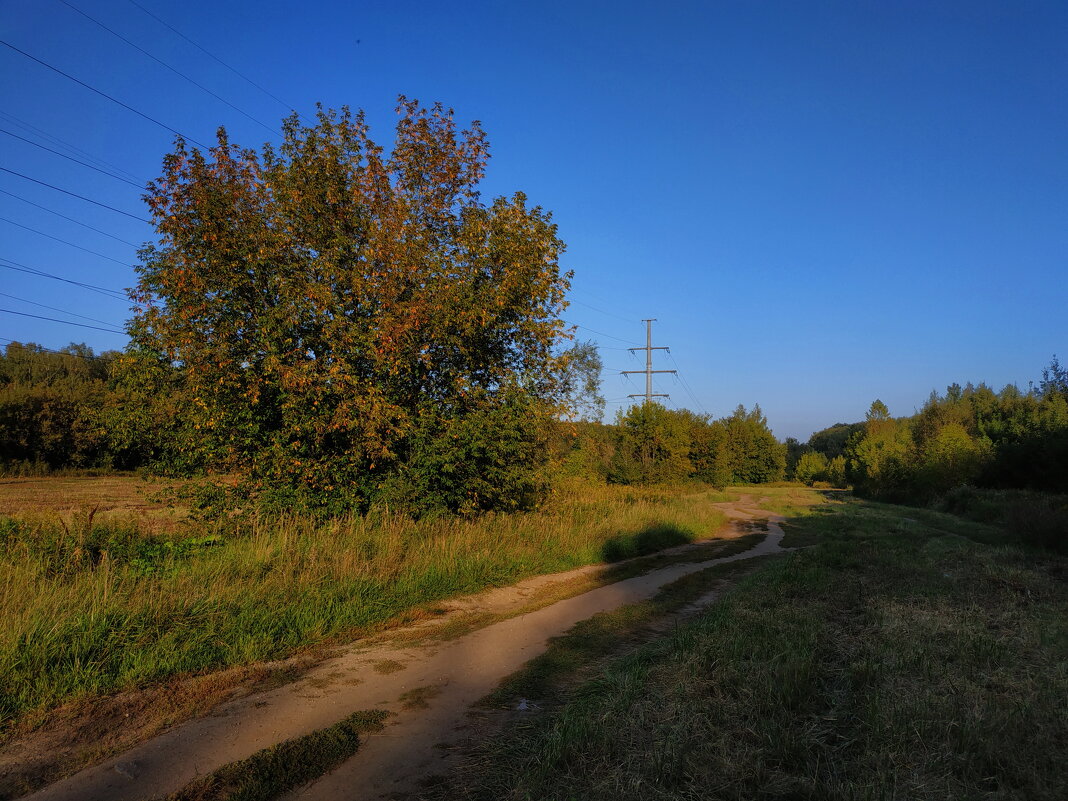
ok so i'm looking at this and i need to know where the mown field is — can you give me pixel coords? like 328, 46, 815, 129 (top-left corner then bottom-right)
0, 475, 730, 738
430, 488, 1068, 801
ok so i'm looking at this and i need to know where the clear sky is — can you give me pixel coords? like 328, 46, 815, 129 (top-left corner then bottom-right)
1, 0, 1065, 440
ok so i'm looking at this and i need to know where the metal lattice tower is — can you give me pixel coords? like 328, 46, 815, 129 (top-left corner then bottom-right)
622, 319, 676, 404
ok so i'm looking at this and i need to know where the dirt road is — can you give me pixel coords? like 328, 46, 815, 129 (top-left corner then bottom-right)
25, 496, 790, 801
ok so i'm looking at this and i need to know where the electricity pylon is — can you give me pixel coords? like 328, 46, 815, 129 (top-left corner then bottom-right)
622, 319, 676, 404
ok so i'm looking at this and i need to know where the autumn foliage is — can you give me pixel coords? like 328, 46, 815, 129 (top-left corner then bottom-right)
130, 100, 572, 513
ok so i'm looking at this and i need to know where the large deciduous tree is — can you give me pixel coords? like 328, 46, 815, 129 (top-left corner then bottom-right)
130, 100, 572, 513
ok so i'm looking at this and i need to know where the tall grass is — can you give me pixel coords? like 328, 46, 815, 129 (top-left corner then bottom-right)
0, 480, 726, 735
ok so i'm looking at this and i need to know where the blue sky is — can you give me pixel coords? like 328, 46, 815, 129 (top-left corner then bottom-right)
1, 0, 1065, 440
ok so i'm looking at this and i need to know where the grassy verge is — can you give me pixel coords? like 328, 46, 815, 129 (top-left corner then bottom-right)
0, 479, 727, 737
483, 550, 775, 709
435, 492, 1068, 801
159, 709, 388, 801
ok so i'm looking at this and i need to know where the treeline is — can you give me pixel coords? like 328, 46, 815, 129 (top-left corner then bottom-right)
1, 341, 790, 493
797, 359, 1068, 501
0, 343, 123, 473
0, 342, 195, 476
558, 402, 786, 487
790, 359, 1068, 550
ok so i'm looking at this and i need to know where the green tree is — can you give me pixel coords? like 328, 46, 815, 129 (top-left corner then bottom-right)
685, 412, 731, 487
131, 100, 572, 513
784, 437, 808, 479
793, 450, 829, 485
808, 422, 865, 460
915, 422, 989, 496
557, 340, 605, 422
0, 342, 119, 471
847, 400, 915, 500
609, 402, 692, 484
826, 455, 848, 488
1039, 355, 1068, 397
721, 404, 786, 484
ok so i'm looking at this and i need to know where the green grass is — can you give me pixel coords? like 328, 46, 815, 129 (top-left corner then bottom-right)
434, 493, 1068, 801
0, 480, 728, 736
484, 547, 774, 708
160, 709, 388, 801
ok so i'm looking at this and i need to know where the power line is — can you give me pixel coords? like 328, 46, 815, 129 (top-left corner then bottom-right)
0, 188, 138, 246
0, 306, 125, 334
562, 320, 640, 346
126, 0, 299, 116
0, 216, 131, 265
0, 291, 122, 327
0, 257, 128, 300
0, 127, 144, 188
568, 298, 638, 324
0, 110, 143, 183
0, 166, 150, 222
0, 39, 210, 149
571, 288, 643, 321
667, 351, 709, 415
60, 0, 279, 136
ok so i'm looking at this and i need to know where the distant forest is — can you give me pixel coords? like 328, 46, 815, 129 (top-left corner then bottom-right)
795, 357, 1068, 500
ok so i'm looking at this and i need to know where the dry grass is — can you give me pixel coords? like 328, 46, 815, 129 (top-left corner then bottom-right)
0, 474, 188, 531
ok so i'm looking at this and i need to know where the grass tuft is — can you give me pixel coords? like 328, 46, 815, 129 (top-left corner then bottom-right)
160, 709, 388, 801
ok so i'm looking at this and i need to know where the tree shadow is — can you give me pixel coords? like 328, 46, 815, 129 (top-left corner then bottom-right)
599, 523, 693, 563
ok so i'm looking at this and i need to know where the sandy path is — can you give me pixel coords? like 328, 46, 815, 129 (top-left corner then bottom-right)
26, 497, 788, 801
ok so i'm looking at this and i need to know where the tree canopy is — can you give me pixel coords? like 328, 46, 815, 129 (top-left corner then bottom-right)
129, 100, 573, 513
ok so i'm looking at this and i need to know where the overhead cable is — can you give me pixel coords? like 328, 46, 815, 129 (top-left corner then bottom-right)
0, 257, 128, 300
0, 188, 138, 246
568, 297, 638, 324
0, 306, 125, 334
60, 0, 280, 136
0, 110, 143, 182
0, 291, 122, 327
0, 216, 131, 265
0, 127, 144, 188
126, 0, 299, 116
0, 39, 210, 149
561, 320, 640, 346
0, 166, 150, 222
667, 351, 709, 415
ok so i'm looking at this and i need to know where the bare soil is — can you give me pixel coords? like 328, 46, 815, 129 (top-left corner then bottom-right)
13, 495, 788, 801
